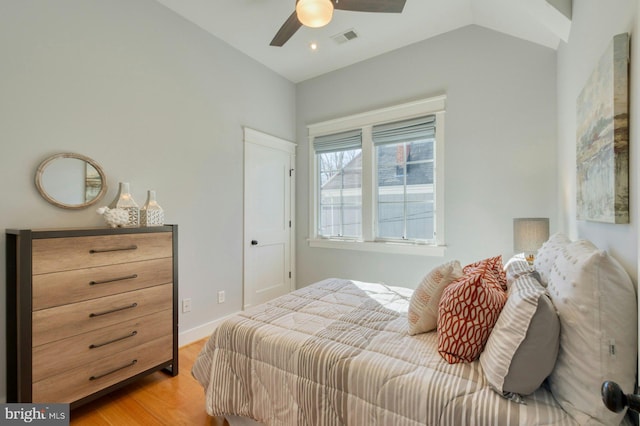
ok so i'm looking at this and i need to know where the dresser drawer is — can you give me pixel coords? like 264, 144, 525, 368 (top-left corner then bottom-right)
33, 257, 173, 310
32, 232, 172, 274
33, 309, 172, 382
32, 283, 172, 347
32, 335, 173, 403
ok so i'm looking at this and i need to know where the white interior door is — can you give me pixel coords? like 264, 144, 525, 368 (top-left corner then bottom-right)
244, 128, 295, 309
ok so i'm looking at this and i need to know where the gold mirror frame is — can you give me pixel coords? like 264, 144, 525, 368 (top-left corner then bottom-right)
35, 152, 108, 210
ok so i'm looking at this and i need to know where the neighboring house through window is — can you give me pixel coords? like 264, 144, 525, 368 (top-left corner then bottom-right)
308, 95, 446, 256
315, 130, 362, 238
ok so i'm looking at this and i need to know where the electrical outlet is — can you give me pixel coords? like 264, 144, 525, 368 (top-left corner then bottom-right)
217, 291, 225, 304
182, 298, 192, 313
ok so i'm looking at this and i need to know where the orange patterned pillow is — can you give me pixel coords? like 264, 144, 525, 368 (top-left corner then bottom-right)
463, 255, 507, 290
437, 273, 508, 364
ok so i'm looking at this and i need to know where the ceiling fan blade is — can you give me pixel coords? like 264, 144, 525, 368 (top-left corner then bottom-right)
333, 0, 406, 13
270, 11, 302, 47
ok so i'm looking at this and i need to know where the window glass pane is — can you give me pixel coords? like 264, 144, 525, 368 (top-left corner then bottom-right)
377, 201, 404, 239
406, 201, 434, 240
318, 149, 362, 238
341, 204, 362, 237
376, 138, 434, 241
320, 205, 341, 236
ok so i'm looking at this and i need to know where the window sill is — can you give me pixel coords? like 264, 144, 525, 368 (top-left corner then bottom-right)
307, 238, 446, 257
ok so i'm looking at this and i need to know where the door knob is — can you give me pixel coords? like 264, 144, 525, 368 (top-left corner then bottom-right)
251, 240, 258, 245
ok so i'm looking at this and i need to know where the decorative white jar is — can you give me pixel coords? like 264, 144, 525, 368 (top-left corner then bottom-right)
140, 190, 164, 227
109, 182, 140, 227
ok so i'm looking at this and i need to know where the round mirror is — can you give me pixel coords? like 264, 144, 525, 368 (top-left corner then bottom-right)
35, 153, 107, 209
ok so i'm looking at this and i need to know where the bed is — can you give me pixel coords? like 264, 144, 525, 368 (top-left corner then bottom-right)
192, 234, 637, 425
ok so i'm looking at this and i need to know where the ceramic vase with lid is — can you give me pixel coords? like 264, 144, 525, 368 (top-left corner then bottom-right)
109, 182, 140, 226
140, 190, 165, 227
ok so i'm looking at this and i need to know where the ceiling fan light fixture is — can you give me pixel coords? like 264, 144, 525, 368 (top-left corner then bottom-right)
296, 0, 334, 28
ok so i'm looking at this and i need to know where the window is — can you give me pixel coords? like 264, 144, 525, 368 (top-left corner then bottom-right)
374, 116, 435, 242
308, 96, 446, 256
315, 130, 362, 238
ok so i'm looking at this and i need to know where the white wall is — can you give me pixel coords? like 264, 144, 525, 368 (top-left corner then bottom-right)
7, 0, 635, 407
556, 0, 638, 283
295, 25, 558, 288
0, 0, 296, 401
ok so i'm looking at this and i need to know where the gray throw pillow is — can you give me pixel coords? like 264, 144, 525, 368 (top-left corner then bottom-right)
480, 273, 560, 397
502, 293, 559, 394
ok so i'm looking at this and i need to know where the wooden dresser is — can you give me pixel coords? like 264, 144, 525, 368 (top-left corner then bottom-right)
6, 225, 178, 407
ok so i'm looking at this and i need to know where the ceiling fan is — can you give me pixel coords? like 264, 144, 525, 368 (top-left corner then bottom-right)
270, 0, 407, 47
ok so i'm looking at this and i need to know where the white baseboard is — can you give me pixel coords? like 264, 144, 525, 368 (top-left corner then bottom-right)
178, 312, 239, 347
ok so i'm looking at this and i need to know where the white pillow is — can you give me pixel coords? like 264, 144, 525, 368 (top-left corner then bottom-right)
504, 255, 532, 288
534, 232, 570, 286
480, 273, 559, 397
407, 261, 463, 335
546, 239, 637, 425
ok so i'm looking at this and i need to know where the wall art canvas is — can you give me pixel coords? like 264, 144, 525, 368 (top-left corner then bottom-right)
576, 33, 629, 223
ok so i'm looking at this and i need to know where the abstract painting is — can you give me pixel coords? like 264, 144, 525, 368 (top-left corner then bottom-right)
576, 33, 629, 223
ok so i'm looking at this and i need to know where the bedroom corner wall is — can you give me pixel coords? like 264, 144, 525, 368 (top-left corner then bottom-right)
0, 0, 295, 402
556, 0, 638, 284
295, 25, 558, 289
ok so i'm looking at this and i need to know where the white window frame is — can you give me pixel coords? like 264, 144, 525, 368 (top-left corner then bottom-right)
307, 95, 446, 256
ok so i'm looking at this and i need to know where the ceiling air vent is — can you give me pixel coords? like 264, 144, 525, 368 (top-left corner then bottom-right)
331, 29, 359, 44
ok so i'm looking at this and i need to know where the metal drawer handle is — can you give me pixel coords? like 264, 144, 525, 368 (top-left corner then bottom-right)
89, 245, 138, 254
89, 331, 138, 349
89, 303, 138, 318
90, 274, 138, 285
89, 359, 137, 381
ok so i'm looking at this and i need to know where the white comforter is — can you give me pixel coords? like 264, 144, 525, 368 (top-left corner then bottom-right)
192, 278, 577, 426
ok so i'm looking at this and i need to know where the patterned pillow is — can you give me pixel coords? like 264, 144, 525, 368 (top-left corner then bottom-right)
463, 255, 507, 290
437, 273, 507, 364
407, 261, 463, 335
546, 240, 637, 425
480, 273, 559, 397
533, 233, 570, 286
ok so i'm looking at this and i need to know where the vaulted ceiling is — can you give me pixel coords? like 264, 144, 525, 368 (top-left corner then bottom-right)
154, 0, 572, 83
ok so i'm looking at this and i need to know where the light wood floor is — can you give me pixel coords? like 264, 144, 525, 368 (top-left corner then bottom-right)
70, 339, 229, 426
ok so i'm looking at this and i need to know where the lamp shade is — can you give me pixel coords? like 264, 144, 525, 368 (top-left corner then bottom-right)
296, 0, 334, 28
513, 218, 549, 253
